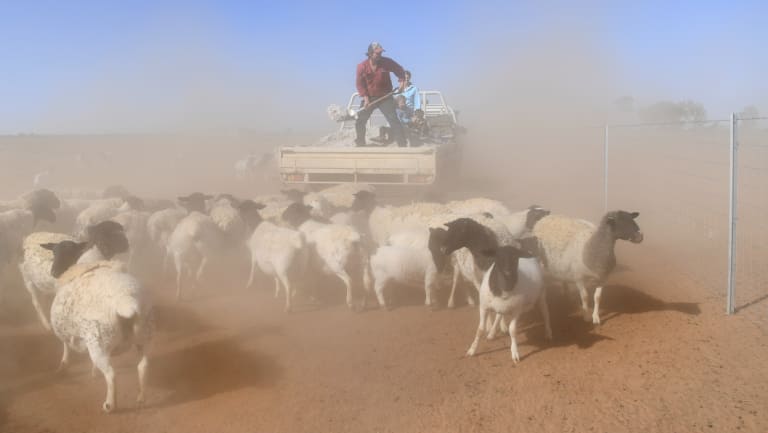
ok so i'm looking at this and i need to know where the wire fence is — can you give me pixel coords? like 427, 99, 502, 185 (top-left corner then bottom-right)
604, 115, 768, 318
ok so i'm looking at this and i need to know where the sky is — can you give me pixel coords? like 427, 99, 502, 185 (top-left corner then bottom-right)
0, 0, 765, 134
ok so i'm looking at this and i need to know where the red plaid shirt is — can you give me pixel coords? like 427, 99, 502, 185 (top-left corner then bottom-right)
356, 57, 406, 98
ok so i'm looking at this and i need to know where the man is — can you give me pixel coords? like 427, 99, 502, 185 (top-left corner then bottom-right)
355, 42, 407, 147
372, 95, 413, 145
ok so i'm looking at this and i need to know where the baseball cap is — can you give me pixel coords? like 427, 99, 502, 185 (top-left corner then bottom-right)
367, 42, 385, 56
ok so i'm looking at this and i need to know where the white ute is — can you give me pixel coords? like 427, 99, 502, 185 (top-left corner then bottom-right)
278, 90, 464, 186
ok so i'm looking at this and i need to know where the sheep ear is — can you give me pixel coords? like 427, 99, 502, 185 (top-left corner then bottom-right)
39, 243, 57, 251
631, 212, 639, 219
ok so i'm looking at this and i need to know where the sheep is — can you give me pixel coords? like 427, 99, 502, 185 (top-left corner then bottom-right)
369, 227, 441, 309
282, 202, 367, 310
0, 189, 61, 282
497, 205, 551, 238
464, 244, 552, 362
368, 201, 452, 247
243, 201, 309, 312
146, 193, 212, 251
532, 210, 643, 325
425, 212, 516, 309
208, 198, 249, 245
166, 211, 224, 301
19, 221, 129, 330
74, 196, 144, 239
304, 183, 375, 219
177, 192, 213, 214
42, 247, 153, 413
111, 209, 151, 270
446, 197, 511, 219
252, 190, 305, 223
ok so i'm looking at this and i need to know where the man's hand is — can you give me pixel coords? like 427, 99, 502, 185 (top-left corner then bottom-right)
363, 96, 370, 109
398, 81, 406, 93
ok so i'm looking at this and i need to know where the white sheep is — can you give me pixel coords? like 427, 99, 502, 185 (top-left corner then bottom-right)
19, 221, 130, 330
282, 203, 367, 310
532, 211, 643, 324
74, 196, 142, 239
111, 209, 151, 270
465, 245, 551, 362
45, 257, 153, 413
370, 246, 438, 309
244, 201, 309, 312
368, 201, 451, 247
166, 211, 223, 301
446, 197, 511, 218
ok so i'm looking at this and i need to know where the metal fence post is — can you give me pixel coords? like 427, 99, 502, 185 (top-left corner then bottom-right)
604, 124, 609, 213
727, 113, 738, 315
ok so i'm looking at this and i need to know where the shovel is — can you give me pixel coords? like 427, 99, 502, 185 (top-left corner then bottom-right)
337, 90, 401, 121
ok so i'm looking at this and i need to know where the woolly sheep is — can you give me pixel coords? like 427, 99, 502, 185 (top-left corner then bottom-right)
465, 244, 551, 362
166, 211, 223, 301
370, 230, 440, 309
19, 221, 129, 330
45, 256, 153, 413
74, 196, 143, 239
446, 197, 511, 219
282, 203, 367, 310
243, 201, 309, 312
532, 211, 643, 324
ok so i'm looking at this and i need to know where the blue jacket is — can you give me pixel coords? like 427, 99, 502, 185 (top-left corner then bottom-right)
396, 84, 421, 111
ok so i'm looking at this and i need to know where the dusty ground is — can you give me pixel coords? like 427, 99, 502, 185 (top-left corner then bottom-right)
1, 227, 767, 433
1, 131, 767, 432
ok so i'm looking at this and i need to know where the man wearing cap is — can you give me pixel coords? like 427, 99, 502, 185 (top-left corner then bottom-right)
355, 42, 407, 147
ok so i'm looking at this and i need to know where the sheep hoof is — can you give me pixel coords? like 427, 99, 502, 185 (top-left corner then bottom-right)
465, 348, 476, 357
447, 301, 455, 309
102, 402, 114, 413
136, 395, 145, 408
592, 314, 601, 325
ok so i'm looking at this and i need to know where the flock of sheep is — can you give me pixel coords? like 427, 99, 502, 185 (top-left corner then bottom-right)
0, 183, 643, 412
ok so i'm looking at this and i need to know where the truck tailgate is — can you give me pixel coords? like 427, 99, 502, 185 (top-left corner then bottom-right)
279, 146, 437, 184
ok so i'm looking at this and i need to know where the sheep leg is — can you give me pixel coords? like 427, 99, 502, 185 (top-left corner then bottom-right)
245, 257, 257, 290
576, 281, 591, 322
278, 274, 292, 312
592, 286, 603, 325
466, 307, 487, 357
88, 342, 116, 413
447, 265, 460, 308
173, 253, 184, 302
373, 277, 389, 310
361, 260, 372, 310
336, 270, 354, 309
539, 291, 553, 340
508, 316, 520, 363
195, 256, 208, 286
487, 313, 501, 340
136, 344, 148, 406
56, 341, 70, 373
425, 269, 438, 309
27, 286, 52, 331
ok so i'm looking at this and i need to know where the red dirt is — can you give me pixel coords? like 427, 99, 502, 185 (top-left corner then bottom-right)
2, 245, 767, 433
